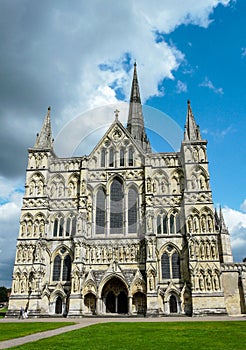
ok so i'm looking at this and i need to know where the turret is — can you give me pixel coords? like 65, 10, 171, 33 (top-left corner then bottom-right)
126, 63, 151, 152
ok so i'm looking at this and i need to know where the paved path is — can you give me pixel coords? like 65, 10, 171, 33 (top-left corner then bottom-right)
0, 315, 245, 349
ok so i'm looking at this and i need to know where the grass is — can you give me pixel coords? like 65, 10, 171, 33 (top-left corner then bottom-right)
0, 307, 8, 318
0, 322, 75, 342
6, 321, 246, 350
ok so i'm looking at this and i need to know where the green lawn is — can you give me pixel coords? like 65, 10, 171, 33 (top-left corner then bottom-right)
7, 321, 246, 350
0, 322, 75, 342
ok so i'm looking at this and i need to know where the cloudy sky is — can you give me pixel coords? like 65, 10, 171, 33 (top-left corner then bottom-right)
0, 0, 246, 287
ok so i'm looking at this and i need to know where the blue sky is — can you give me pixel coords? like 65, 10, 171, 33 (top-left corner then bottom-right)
0, 0, 246, 287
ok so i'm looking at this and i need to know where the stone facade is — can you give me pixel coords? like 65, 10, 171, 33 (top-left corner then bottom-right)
7, 64, 246, 317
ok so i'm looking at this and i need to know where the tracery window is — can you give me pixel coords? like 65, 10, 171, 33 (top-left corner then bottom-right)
161, 245, 181, 280
110, 178, 123, 233
96, 188, 106, 234
128, 187, 138, 233
52, 251, 72, 282
53, 216, 76, 237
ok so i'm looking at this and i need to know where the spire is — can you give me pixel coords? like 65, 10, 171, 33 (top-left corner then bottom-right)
34, 106, 53, 149
219, 206, 227, 231
127, 63, 151, 152
184, 100, 201, 141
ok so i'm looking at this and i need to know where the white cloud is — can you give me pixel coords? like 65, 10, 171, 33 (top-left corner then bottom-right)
199, 77, 224, 94
222, 205, 246, 261
240, 199, 246, 213
176, 80, 187, 93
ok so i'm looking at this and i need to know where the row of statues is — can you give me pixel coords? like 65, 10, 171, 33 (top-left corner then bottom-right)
12, 270, 44, 294
189, 239, 218, 260
191, 269, 221, 292
81, 243, 146, 264
187, 214, 214, 234
16, 243, 45, 264
20, 219, 45, 237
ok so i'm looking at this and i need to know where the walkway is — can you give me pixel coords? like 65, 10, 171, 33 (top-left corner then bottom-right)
0, 315, 245, 349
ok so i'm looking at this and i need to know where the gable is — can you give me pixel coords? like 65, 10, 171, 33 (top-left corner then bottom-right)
88, 118, 145, 169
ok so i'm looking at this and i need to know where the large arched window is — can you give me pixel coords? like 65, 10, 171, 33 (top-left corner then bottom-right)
52, 251, 72, 282
128, 187, 138, 233
161, 245, 181, 280
110, 178, 123, 234
53, 255, 61, 281
96, 188, 106, 234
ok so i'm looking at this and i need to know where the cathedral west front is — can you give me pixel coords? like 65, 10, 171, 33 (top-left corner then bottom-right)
7, 64, 246, 317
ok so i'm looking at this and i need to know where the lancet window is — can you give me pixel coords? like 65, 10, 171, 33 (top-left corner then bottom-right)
156, 211, 180, 234
161, 245, 181, 280
53, 215, 76, 238
128, 187, 138, 233
96, 187, 106, 234
110, 178, 124, 233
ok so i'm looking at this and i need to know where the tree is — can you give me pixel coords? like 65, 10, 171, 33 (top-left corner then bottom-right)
0, 286, 9, 302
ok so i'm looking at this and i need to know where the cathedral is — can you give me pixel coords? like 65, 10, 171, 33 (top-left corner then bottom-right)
7, 64, 246, 317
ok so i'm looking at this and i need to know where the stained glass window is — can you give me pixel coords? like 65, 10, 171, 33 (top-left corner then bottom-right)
110, 178, 123, 233
96, 188, 106, 234
128, 187, 138, 233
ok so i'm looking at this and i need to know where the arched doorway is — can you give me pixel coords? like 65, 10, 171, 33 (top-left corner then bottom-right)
169, 295, 178, 313
102, 277, 128, 314
132, 292, 147, 315
106, 291, 116, 313
84, 293, 96, 314
55, 296, 62, 314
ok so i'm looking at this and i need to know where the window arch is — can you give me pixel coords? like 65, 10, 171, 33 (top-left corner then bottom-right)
96, 187, 106, 234
52, 250, 72, 282
110, 178, 123, 234
128, 187, 138, 233
161, 245, 181, 280
53, 215, 75, 238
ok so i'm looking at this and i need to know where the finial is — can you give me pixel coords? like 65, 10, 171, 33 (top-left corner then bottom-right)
114, 109, 120, 120
187, 99, 190, 106
48, 106, 51, 111
134, 61, 137, 67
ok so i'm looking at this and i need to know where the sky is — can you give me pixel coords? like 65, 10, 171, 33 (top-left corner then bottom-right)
0, 0, 246, 287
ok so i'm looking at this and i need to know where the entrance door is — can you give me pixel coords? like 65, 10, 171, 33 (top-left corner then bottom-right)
55, 296, 62, 314
102, 277, 128, 314
106, 291, 116, 313
118, 291, 128, 314
169, 295, 177, 313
